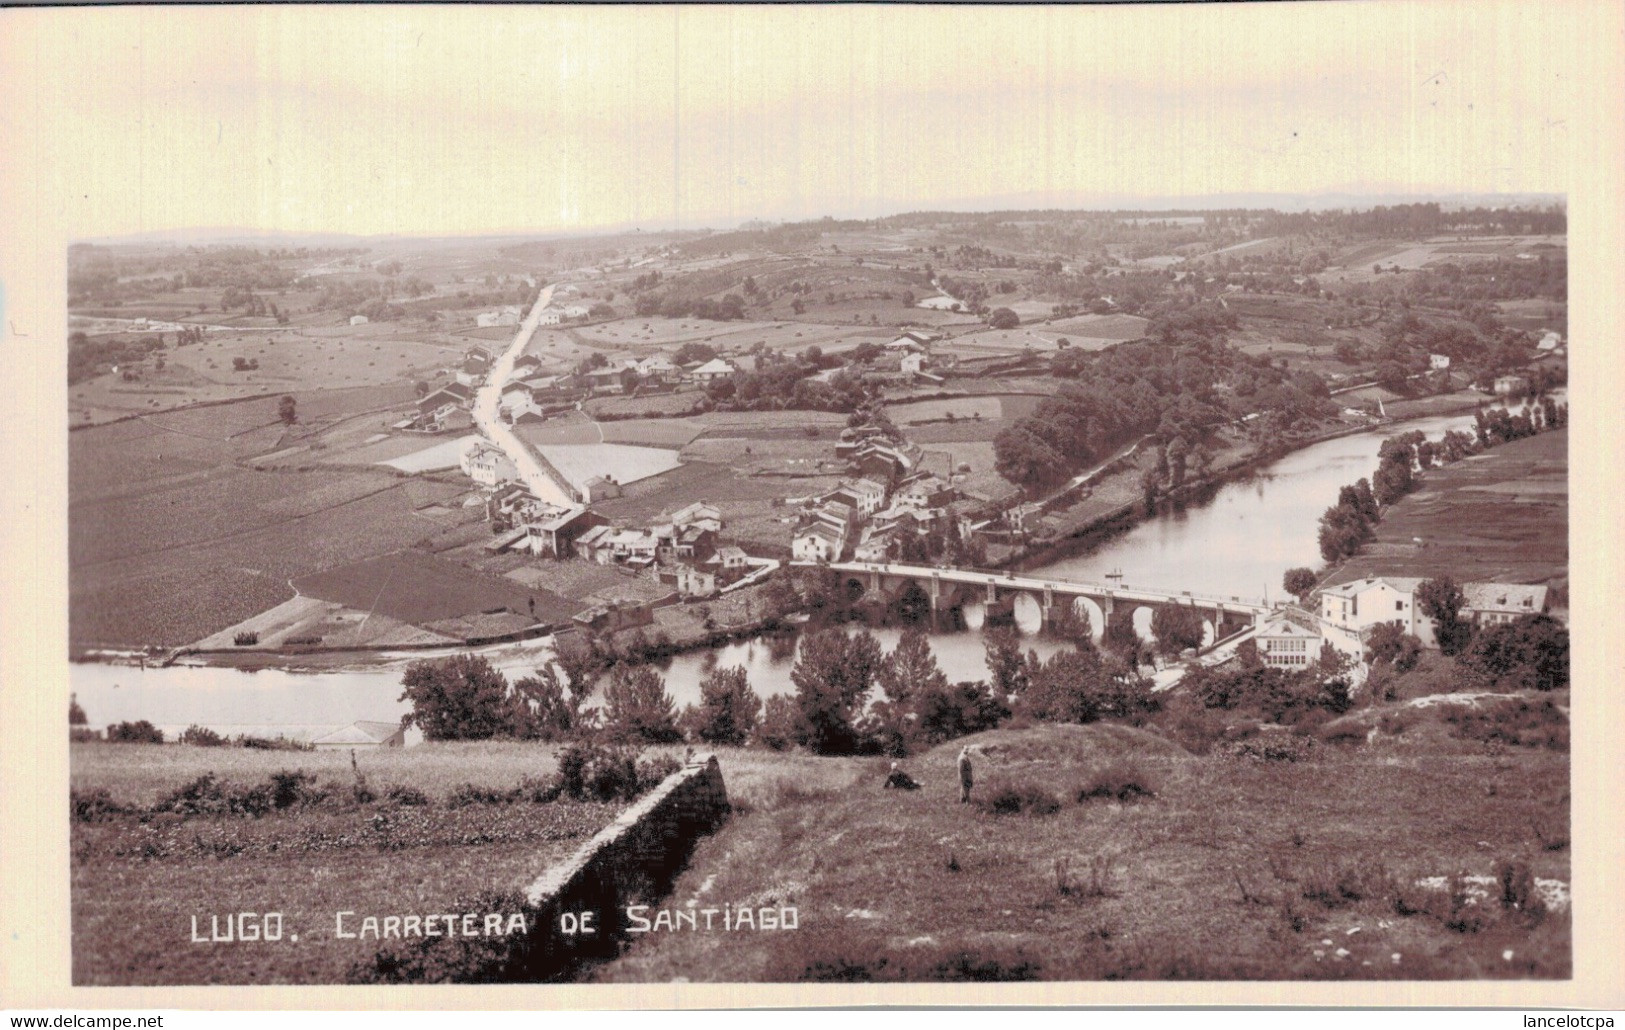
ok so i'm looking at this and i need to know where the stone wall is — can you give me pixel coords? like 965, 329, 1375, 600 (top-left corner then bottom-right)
516, 753, 731, 978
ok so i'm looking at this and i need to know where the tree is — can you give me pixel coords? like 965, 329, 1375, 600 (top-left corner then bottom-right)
278, 395, 297, 425
682, 665, 762, 746
982, 625, 1032, 705
511, 663, 582, 739
914, 680, 1008, 746
1364, 621, 1422, 673
69, 693, 87, 726
988, 307, 1020, 330
876, 629, 949, 707
399, 654, 511, 740
1151, 603, 1206, 656
603, 664, 680, 743
1416, 577, 1472, 655
790, 628, 883, 754
1283, 568, 1318, 604
1459, 614, 1569, 692
674, 341, 718, 366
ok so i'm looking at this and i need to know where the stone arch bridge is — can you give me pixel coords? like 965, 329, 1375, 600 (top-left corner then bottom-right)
815, 560, 1271, 645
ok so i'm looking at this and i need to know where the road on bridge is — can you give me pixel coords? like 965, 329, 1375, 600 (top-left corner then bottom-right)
820, 560, 1271, 614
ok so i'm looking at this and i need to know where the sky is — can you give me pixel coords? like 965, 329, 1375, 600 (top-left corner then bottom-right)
0, 3, 1607, 239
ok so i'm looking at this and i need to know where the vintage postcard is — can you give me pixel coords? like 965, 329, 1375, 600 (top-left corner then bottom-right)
1, 0, 1621, 1011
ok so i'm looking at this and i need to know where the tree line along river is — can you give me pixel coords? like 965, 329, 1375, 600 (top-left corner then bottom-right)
69, 408, 1497, 740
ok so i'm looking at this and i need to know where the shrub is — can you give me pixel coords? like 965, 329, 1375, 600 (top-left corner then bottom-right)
979, 778, 1063, 816
445, 783, 520, 808
70, 727, 103, 743
106, 720, 164, 744
1445, 696, 1569, 750
234, 631, 260, 646
1226, 734, 1315, 763
153, 773, 274, 818
636, 754, 683, 793
179, 724, 226, 747
71, 787, 132, 823
384, 784, 430, 807
234, 734, 313, 751
268, 770, 324, 810
1075, 760, 1159, 803
514, 775, 562, 804
556, 741, 642, 802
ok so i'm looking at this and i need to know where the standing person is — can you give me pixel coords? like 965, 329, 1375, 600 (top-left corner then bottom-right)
957, 745, 975, 803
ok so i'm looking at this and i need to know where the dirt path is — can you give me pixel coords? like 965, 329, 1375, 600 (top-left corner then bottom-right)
471, 285, 575, 507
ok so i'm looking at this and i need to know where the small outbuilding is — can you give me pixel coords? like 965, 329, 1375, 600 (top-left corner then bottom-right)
312, 720, 405, 749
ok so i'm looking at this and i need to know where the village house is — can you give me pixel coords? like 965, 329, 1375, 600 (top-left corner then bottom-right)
793, 520, 846, 563
675, 565, 718, 598
849, 439, 917, 484
312, 720, 404, 749
666, 500, 723, 533
1254, 614, 1322, 670
563, 303, 591, 319
456, 351, 493, 388
527, 506, 607, 559
1429, 353, 1452, 371
417, 381, 474, 418
1461, 583, 1549, 626
896, 473, 955, 510
853, 524, 895, 562
900, 351, 930, 376
709, 545, 749, 571
572, 524, 614, 562
1317, 576, 1552, 657
689, 357, 738, 384
823, 478, 887, 517
1494, 374, 1530, 396
1536, 331, 1564, 353
476, 307, 521, 329
636, 354, 681, 382
581, 474, 622, 503
886, 329, 940, 350
792, 500, 856, 562
461, 439, 518, 487
535, 308, 563, 326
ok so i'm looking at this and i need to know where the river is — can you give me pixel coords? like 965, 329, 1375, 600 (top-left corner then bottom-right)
69, 406, 1504, 738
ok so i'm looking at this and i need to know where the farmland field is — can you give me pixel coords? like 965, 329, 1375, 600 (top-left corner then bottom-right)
291, 550, 577, 628
376, 435, 481, 472
531, 442, 683, 490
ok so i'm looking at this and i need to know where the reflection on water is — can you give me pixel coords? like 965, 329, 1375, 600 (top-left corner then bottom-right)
69, 410, 1492, 738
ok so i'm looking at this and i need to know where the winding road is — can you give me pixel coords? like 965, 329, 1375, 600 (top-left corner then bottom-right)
470, 284, 575, 507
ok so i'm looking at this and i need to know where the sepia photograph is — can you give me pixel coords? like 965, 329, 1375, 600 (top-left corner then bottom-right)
3, 0, 1622, 1010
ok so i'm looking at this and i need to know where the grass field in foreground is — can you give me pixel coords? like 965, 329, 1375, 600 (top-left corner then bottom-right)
599, 721, 1569, 982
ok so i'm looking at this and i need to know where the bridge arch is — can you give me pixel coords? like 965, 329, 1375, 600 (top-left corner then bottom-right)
1071, 596, 1106, 643
1201, 617, 1216, 648
1131, 605, 1157, 644
1012, 593, 1043, 635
